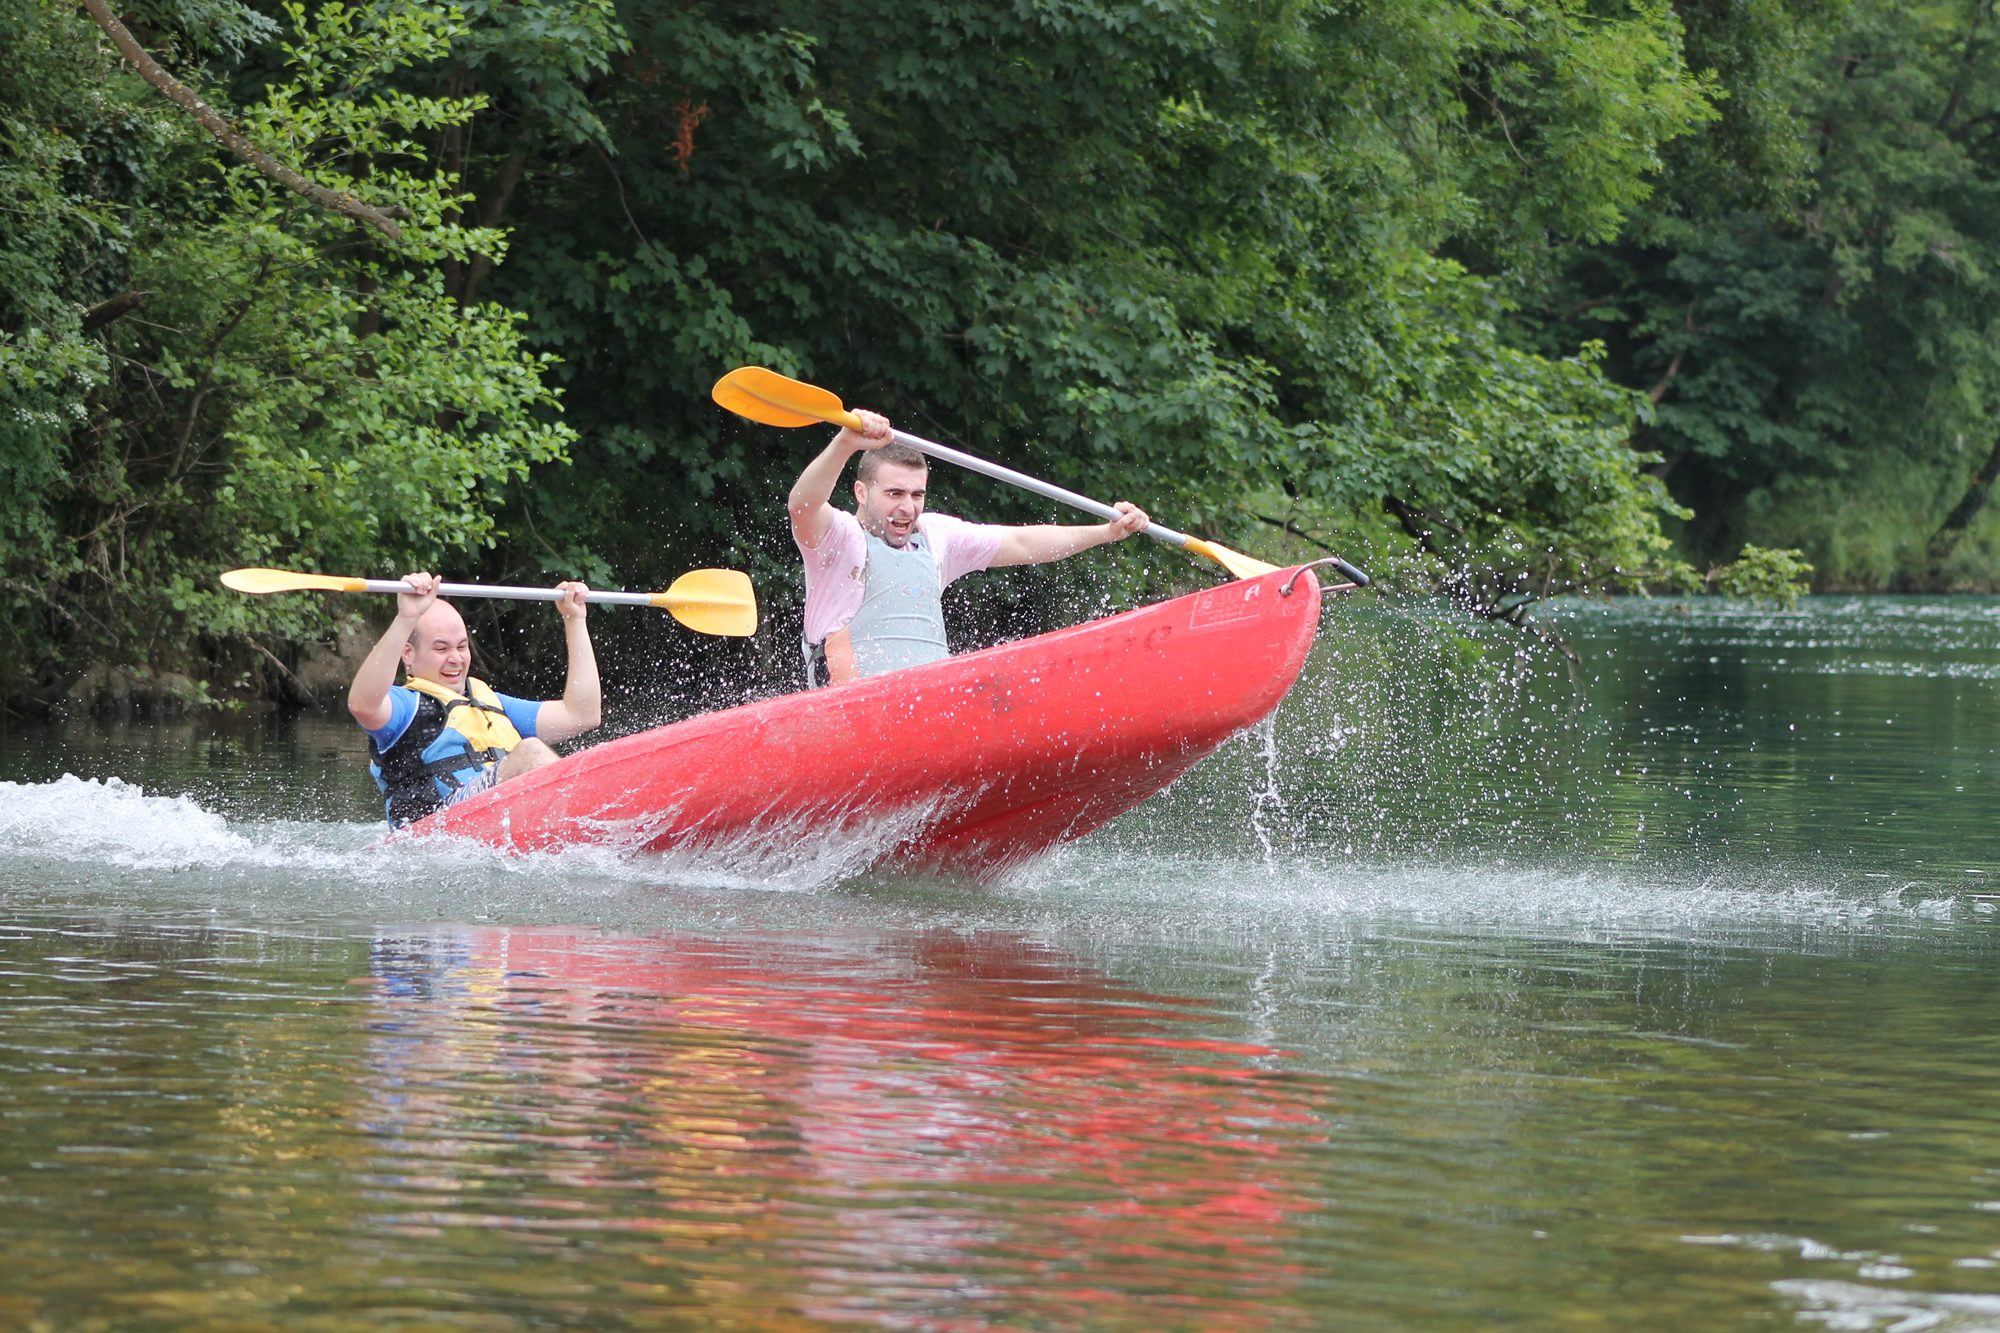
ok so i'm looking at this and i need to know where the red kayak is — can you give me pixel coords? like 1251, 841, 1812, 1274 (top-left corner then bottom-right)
408, 564, 1325, 874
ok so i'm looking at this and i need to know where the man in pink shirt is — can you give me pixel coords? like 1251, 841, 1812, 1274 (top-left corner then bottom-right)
788, 410, 1150, 686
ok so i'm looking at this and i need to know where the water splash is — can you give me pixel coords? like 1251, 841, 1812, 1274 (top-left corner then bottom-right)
1247, 714, 1284, 873
0, 772, 959, 907
0, 775, 270, 870
7, 594, 2000, 937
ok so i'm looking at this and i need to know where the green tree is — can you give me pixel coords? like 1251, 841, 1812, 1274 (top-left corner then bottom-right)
3, 0, 1746, 707
0, 0, 573, 704
448, 0, 1715, 638
1532, 0, 2000, 590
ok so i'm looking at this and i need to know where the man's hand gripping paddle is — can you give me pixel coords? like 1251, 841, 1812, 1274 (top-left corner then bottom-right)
221, 567, 759, 637
712, 366, 1369, 586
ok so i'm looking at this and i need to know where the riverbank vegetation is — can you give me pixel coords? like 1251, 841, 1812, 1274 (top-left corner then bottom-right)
2, 0, 1994, 710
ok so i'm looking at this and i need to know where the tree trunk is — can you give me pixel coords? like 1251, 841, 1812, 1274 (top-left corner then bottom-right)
460, 130, 534, 307
1928, 426, 2000, 575
438, 83, 466, 299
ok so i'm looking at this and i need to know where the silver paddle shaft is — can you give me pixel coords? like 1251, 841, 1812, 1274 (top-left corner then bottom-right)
360, 580, 658, 607
889, 429, 1191, 548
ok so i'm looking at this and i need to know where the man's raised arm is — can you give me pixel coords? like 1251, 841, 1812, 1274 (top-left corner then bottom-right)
347, 572, 439, 731
788, 409, 893, 547
530, 582, 601, 744
990, 502, 1150, 567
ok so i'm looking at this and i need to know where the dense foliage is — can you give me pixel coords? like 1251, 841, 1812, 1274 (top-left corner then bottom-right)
0, 0, 570, 704
28, 0, 1993, 708
467, 0, 1715, 638
1533, 0, 2000, 588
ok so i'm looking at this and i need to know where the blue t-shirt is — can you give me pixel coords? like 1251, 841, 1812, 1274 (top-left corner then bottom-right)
365, 683, 542, 752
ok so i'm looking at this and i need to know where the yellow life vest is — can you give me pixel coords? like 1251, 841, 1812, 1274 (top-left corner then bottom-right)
403, 675, 525, 757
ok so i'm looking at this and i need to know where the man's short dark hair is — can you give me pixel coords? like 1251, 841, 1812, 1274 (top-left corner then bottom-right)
856, 442, 928, 484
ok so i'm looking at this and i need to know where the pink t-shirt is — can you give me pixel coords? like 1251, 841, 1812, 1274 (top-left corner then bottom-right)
797, 510, 1004, 645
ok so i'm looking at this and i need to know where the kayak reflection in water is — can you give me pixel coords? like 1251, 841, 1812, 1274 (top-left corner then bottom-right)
346, 572, 602, 828
788, 408, 1150, 687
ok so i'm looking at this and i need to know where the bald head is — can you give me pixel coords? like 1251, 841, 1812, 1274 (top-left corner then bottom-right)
402, 599, 472, 691
408, 600, 466, 647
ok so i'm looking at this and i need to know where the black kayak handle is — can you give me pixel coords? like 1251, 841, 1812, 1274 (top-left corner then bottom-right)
1281, 556, 1371, 595
1280, 552, 1376, 592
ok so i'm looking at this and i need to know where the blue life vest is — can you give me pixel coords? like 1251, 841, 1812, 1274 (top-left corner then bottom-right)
368, 676, 523, 828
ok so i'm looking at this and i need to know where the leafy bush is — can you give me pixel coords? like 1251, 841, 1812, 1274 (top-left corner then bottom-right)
1710, 544, 1814, 607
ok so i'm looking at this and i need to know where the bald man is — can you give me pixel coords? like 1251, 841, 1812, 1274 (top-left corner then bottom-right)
347, 572, 601, 828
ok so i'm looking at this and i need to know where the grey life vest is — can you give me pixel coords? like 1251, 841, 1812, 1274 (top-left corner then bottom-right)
803, 527, 949, 687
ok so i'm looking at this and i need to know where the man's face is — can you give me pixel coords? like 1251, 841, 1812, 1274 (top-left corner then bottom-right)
854, 462, 928, 548
402, 602, 471, 691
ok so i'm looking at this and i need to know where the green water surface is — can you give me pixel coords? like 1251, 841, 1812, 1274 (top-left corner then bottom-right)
4, 595, 2000, 1331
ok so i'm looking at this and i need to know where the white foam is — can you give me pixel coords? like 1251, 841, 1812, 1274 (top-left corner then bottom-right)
0, 774, 268, 870
1774, 1279, 2000, 1331
0, 773, 958, 905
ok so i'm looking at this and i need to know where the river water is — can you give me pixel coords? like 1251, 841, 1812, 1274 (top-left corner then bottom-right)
4, 595, 2000, 1331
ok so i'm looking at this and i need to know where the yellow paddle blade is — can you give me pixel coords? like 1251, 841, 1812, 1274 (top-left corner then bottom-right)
712, 366, 864, 431
221, 567, 367, 595
1182, 539, 1281, 580
652, 568, 758, 637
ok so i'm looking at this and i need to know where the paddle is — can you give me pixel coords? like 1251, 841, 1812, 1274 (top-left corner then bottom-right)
220, 567, 759, 637
712, 365, 1364, 584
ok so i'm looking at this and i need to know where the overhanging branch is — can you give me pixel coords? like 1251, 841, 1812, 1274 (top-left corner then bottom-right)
81, 289, 153, 332
79, 0, 409, 239
1253, 512, 1338, 554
